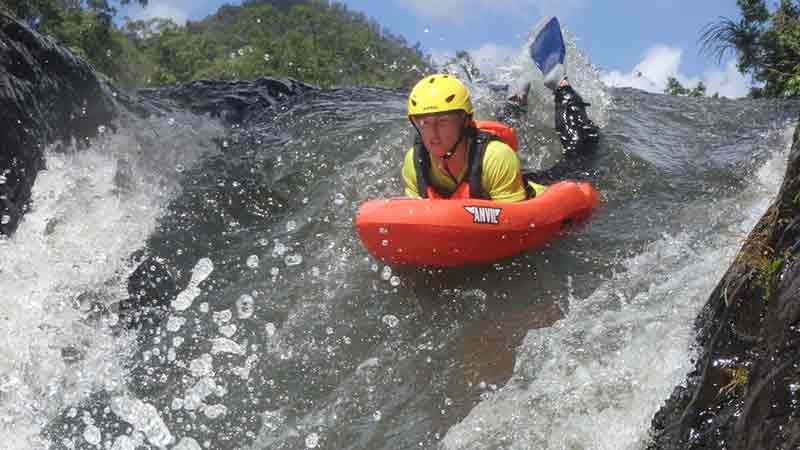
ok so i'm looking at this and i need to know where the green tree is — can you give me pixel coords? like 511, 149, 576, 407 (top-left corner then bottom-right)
690, 80, 707, 97
701, 0, 800, 97
665, 76, 690, 96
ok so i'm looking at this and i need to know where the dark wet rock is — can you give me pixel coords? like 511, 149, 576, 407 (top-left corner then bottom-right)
0, 10, 314, 237
649, 124, 800, 450
0, 11, 117, 236
137, 77, 316, 124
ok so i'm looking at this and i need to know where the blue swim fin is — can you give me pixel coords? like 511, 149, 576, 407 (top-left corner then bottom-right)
529, 16, 566, 90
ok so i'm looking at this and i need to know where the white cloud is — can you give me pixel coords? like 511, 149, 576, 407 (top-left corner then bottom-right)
601, 45, 749, 98
119, 0, 191, 25
702, 60, 750, 98
396, 0, 583, 23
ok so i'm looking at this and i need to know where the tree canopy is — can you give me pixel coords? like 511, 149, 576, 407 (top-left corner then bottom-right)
0, 0, 433, 89
701, 0, 800, 97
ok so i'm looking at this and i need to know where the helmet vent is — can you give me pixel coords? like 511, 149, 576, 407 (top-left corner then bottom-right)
429, 77, 436, 83
445, 94, 455, 103
411, 99, 417, 106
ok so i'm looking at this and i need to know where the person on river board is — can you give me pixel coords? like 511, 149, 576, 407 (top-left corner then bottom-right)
401, 73, 598, 202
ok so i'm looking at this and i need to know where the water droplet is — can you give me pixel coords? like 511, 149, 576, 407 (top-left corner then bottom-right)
167, 117, 176, 126
83, 424, 101, 445
390, 276, 401, 287
333, 193, 345, 206
381, 240, 389, 247
382, 314, 399, 328
1, 215, 10, 225
311, 266, 320, 277
175, 164, 185, 173
272, 241, 288, 258
213, 309, 232, 324
246, 255, 259, 268
265, 323, 276, 337
305, 432, 320, 448
97, 125, 106, 134
373, 410, 382, 421
263, 53, 271, 62
270, 267, 279, 277
286, 220, 297, 232
370, 263, 379, 272
379, 227, 389, 235
326, 326, 334, 335
236, 294, 255, 319
381, 266, 392, 281
285, 254, 303, 266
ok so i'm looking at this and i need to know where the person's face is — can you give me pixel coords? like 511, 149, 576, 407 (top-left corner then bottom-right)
413, 111, 466, 158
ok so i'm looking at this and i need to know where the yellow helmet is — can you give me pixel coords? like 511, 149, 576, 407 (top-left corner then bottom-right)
407, 74, 473, 117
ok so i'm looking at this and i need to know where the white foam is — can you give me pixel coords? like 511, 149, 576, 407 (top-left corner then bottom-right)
442, 126, 794, 449
0, 113, 223, 450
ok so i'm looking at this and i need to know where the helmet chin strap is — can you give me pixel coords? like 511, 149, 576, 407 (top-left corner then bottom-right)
441, 115, 469, 160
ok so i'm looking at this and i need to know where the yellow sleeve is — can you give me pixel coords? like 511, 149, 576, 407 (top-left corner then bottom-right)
481, 141, 527, 203
401, 147, 422, 198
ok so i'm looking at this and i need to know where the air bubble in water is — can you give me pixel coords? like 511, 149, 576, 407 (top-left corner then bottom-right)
381, 266, 392, 281
311, 266, 320, 277
333, 193, 345, 206
263, 53, 271, 62
390, 276, 400, 287
246, 255, 259, 268
382, 315, 399, 328
370, 263, 379, 272
272, 241, 288, 258
270, 267, 279, 277
286, 220, 297, 232
167, 117, 176, 126
373, 410, 382, 421
236, 294, 255, 319
285, 254, 303, 266
83, 425, 101, 445
97, 125, 106, 134
265, 323, 276, 337
1, 215, 10, 225
175, 164, 185, 173
272, 240, 289, 258
305, 432, 319, 448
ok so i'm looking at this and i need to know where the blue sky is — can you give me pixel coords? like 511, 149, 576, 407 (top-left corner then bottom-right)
118, 0, 750, 97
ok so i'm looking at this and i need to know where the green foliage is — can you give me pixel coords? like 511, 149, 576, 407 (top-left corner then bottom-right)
701, 0, 800, 97
664, 77, 709, 97
690, 81, 707, 97
1, 0, 432, 89
665, 76, 689, 96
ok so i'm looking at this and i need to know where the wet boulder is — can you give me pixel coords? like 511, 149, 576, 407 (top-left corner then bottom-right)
0, 11, 117, 236
649, 125, 800, 449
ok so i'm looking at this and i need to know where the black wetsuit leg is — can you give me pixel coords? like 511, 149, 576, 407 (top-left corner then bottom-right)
522, 84, 600, 185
